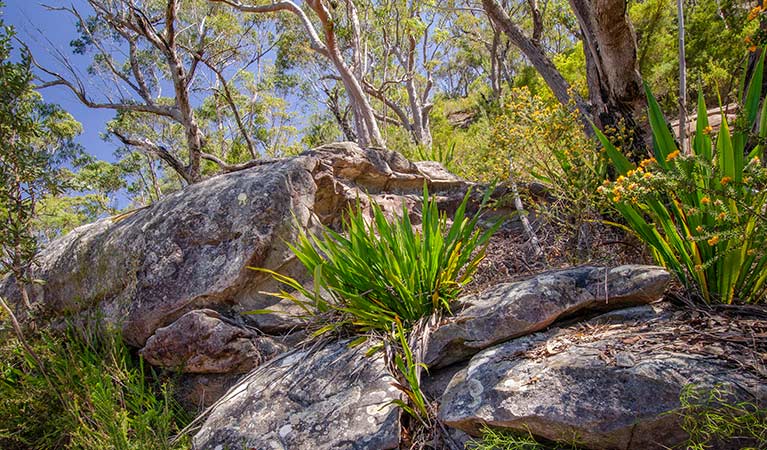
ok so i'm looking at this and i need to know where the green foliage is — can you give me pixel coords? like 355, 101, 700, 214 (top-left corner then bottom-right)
427, 91, 496, 182
599, 52, 767, 304
631, 0, 756, 111
677, 384, 767, 450
256, 185, 498, 332
413, 141, 457, 173
0, 16, 82, 287
490, 87, 612, 262
254, 185, 498, 421
0, 327, 189, 450
467, 425, 580, 450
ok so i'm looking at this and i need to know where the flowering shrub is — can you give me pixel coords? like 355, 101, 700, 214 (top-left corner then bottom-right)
491, 87, 616, 261
598, 52, 767, 304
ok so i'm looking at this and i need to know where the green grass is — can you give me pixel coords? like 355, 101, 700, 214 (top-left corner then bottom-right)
0, 326, 190, 450
467, 426, 581, 450
678, 384, 767, 450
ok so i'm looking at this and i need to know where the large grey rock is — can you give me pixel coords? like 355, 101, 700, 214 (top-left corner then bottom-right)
139, 309, 286, 374
425, 265, 670, 369
192, 339, 401, 450
0, 143, 468, 348
438, 303, 767, 450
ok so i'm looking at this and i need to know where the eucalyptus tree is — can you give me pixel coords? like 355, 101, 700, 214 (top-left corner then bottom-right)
38, 0, 289, 185
481, 0, 650, 152
211, 0, 386, 147
352, 0, 465, 149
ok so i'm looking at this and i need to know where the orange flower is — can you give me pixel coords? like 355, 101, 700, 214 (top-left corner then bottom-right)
708, 236, 720, 246
720, 176, 733, 185
640, 157, 657, 168
666, 150, 681, 161
701, 196, 711, 205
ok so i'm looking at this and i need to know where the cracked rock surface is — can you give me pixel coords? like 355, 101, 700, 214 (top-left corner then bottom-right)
425, 265, 670, 369
0, 143, 468, 348
438, 304, 767, 450
192, 339, 401, 450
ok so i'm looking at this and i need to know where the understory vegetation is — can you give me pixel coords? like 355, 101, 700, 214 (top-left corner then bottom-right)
255, 186, 499, 423
0, 327, 189, 450
2, 0, 767, 447
600, 53, 767, 304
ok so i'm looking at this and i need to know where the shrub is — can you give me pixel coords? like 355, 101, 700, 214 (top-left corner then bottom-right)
0, 326, 189, 450
491, 87, 615, 263
599, 51, 767, 304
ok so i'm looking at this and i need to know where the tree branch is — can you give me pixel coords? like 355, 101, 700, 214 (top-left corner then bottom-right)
209, 0, 329, 57
200, 152, 284, 173
111, 130, 192, 184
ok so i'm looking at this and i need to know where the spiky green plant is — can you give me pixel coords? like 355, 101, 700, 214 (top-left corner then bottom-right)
253, 184, 498, 422
255, 184, 498, 333
598, 50, 767, 304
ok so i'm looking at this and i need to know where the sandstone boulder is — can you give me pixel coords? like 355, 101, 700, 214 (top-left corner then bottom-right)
0, 143, 469, 348
139, 309, 286, 374
438, 304, 767, 449
425, 265, 670, 368
192, 339, 401, 450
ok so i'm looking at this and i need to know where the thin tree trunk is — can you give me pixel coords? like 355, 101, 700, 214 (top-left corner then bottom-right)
677, 0, 687, 152
482, 0, 594, 137
509, 156, 543, 259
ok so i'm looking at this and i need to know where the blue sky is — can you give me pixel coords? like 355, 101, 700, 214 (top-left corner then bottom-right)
6, 0, 119, 163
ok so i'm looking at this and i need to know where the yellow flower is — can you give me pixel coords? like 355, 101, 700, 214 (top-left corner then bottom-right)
702, 125, 713, 135
748, 249, 757, 256
696, 225, 704, 233
748, 6, 762, 21
613, 194, 622, 202
720, 176, 733, 185
717, 212, 727, 221
643, 172, 653, 180
708, 236, 720, 246
666, 150, 681, 161
627, 169, 635, 177
701, 196, 711, 205
617, 175, 626, 183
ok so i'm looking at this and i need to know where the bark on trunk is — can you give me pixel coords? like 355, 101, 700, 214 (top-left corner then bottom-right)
481, 0, 593, 136
569, 0, 651, 157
